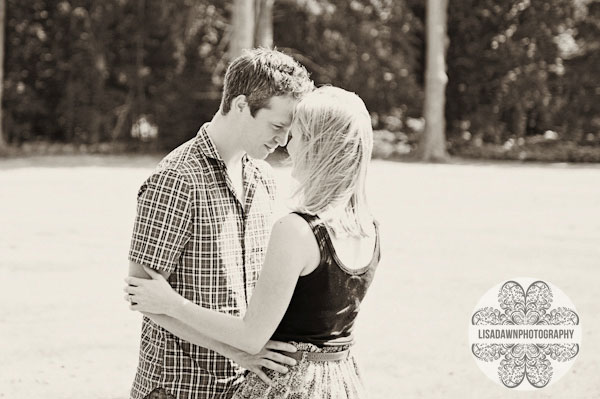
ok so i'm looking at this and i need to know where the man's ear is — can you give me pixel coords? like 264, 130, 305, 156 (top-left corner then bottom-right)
231, 95, 248, 113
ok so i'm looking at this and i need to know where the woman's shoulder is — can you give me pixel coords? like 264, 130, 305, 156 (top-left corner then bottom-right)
270, 214, 321, 275
272, 213, 316, 240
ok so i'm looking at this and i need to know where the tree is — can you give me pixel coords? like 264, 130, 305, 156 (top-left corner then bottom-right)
229, 0, 255, 60
419, 0, 448, 161
560, 0, 600, 139
273, 0, 423, 124
445, 0, 576, 145
0, 0, 6, 151
255, 0, 274, 48
135, 0, 146, 126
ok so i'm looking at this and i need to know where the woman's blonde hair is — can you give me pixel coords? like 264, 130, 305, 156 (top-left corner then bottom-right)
291, 86, 374, 237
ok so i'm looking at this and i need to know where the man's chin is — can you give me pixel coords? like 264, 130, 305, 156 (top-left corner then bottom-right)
258, 145, 277, 159
247, 148, 269, 160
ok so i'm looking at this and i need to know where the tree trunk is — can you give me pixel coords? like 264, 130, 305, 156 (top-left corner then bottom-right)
90, 2, 108, 143
229, 0, 255, 60
254, 0, 273, 48
135, 0, 145, 120
419, 0, 448, 162
0, 0, 7, 151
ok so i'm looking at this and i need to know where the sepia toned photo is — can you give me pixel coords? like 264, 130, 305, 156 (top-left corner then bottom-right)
1, 1, 599, 398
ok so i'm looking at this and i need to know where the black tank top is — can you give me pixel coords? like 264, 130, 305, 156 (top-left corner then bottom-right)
271, 212, 381, 347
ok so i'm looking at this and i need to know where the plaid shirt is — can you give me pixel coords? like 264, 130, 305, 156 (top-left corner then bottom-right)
129, 124, 276, 399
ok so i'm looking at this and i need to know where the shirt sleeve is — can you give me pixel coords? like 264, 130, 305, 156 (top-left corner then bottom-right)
128, 169, 192, 273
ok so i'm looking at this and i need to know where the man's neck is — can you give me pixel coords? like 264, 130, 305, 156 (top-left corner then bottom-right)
206, 112, 245, 168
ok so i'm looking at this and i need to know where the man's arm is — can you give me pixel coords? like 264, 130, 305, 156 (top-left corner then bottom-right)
128, 261, 296, 383
126, 214, 313, 354
129, 261, 247, 357
126, 171, 298, 377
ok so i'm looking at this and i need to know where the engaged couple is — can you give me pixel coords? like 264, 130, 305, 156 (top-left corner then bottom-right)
123, 48, 381, 399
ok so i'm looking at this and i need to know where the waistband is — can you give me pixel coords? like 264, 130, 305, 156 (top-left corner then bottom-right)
283, 349, 350, 362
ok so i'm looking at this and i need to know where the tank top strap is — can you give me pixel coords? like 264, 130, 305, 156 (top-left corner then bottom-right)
291, 212, 329, 254
314, 216, 381, 272
373, 219, 381, 263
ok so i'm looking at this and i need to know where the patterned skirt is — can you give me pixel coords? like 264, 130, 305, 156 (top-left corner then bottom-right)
232, 342, 367, 399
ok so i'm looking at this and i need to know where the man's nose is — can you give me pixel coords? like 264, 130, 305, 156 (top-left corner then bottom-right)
274, 129, 290, 146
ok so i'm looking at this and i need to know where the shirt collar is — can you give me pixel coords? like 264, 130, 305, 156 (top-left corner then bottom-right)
195, 123, 223, 162
195, 122, 252, 167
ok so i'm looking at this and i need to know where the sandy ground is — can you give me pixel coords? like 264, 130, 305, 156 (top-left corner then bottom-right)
1, 155, 599, 399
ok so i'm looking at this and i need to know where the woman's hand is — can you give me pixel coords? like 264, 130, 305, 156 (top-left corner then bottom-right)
229, 340, 298, 385
123, 265, 184, 315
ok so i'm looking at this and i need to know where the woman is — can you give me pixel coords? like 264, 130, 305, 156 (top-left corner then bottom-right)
124, 86, 381, 398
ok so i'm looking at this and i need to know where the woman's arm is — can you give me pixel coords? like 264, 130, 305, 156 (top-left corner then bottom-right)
127, 261, 298, 383
141, 313, 297, 383
141, 312, 241, 356
129, 261, 240, 356
125, 214, 317, 354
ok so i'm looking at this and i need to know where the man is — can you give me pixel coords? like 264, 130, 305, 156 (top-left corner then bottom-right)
127, 48, 314, 399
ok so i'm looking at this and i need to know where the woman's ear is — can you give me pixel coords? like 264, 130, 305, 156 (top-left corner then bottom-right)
231, 95, 248, 113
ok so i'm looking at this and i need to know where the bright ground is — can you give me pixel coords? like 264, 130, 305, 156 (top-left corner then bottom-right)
1, 156, 599, 398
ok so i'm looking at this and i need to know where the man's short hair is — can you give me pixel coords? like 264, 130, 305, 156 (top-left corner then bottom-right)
220, 48, 314, 116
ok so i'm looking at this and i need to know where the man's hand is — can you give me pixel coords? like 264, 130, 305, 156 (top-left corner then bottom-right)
125, 266, 182, 315
229, 340, 298, 385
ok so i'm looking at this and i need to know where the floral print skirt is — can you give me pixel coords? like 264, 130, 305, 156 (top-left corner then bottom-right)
232, 342, 367, 399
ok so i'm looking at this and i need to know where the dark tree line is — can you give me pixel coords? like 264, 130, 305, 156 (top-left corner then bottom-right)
1, 0, 599, 156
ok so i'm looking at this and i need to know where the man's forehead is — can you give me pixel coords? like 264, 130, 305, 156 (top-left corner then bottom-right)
262, 96, 298, 123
